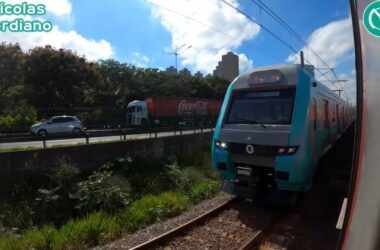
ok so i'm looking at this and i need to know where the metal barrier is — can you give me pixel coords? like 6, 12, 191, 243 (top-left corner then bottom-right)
0, 126, 214, 149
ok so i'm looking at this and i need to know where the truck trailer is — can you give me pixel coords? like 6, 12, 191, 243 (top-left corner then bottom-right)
126, 97, 221, 127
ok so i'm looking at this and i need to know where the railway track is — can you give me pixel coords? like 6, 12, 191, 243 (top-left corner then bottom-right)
129, 197, 285, 250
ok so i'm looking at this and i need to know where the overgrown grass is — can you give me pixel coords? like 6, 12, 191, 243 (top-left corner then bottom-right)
0, 213, 121, 250
0, 151, 221, 250
120, 192, 190, 231
0, 184, 220, 250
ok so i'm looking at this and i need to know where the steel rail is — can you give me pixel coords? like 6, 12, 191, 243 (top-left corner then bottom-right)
129, 197, 236, 250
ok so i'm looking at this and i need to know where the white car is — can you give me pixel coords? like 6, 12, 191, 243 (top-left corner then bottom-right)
30, 116, 83, 136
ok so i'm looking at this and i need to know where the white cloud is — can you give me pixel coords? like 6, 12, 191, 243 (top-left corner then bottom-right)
4, 0, 72, 16
287, 18, 354, 80
287, 17, 356, 103
148, 0, 259, 73
238, 53, 254, 73
0, 26, 114, 61
130, 52, 151, 67
41, 0, 72, 16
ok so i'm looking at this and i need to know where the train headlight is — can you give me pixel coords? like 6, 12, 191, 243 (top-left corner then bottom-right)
287, 147, 297, 154
278, 147, 286, 154
215, 140, 228, 149
277, 146, 298, 155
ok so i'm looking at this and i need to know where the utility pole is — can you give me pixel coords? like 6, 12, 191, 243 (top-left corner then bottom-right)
167, 44, 192, 71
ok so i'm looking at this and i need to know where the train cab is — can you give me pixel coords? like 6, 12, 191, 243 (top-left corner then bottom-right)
212, 64, 351, 198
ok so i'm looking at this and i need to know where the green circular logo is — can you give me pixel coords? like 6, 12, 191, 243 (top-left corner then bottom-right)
363, 0, 380, 37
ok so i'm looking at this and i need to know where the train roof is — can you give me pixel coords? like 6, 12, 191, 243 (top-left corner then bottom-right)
233, 64, 315, 90
235, 64, 346, 100
242, 64, 313, 77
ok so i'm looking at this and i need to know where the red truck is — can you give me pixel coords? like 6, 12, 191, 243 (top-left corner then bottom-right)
126, 97, 221, 127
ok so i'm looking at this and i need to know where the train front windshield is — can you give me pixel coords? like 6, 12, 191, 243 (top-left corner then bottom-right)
226, 89, 295, 125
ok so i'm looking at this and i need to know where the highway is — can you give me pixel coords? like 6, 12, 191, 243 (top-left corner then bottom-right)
0, 129, 212, 151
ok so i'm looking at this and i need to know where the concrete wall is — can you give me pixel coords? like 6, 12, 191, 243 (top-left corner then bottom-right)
0, 132, 212, 197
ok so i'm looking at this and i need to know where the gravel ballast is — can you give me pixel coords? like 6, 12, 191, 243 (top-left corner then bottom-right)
152, 199, 274, 250
96, 192, 234, 250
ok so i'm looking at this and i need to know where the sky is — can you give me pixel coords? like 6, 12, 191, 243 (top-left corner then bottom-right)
0, 0, 356, 102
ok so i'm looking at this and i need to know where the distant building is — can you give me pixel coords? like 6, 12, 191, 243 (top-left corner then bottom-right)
213, 52, 239, 81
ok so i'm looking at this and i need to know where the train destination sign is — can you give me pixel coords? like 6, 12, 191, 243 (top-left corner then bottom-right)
248, 70, 285, 86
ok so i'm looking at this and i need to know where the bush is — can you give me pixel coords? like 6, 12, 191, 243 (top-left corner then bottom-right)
173, 152, 220, 181
50, 158, 81, 190
0, 115, 14, 131
166, 163, 193, 193
33, 160, 81, 225
74, 165, 130, 215
0, 104, 37, 132
165, 163, 219, 194
0, 153, 222, 249
190, 180, 221, 203
114, 156, 170, 196
0, 201, 34, 231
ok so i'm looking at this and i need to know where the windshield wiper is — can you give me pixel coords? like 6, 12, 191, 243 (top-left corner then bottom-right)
235, 117, 267, 128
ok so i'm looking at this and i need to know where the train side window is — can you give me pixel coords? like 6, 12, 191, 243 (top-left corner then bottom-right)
313, 98, 317, 130
332, 102, 336, 123
336, 104, 340, 127
324, 100, 329, 129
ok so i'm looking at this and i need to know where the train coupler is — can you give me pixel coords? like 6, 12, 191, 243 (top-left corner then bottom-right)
233, 165, 276, 200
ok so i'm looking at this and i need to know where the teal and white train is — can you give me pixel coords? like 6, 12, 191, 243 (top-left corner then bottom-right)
212, 64, 354, 198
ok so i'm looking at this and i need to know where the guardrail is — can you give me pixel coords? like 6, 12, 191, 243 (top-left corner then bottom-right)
0, 126, 213, 149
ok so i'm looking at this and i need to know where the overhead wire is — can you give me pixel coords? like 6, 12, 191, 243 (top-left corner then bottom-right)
250, 0, 339, 81
220, 0, 336, 85
249, 0, 349, 95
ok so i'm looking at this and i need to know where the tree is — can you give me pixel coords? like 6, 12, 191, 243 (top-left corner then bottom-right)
0, 42, 230, 131
24, 46, 102, 109
0, 43, 26, 113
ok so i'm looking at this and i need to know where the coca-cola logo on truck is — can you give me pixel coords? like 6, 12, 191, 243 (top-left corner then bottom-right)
178, 100, 208, 116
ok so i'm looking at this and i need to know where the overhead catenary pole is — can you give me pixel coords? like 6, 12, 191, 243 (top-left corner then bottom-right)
333, 89, 344, 97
